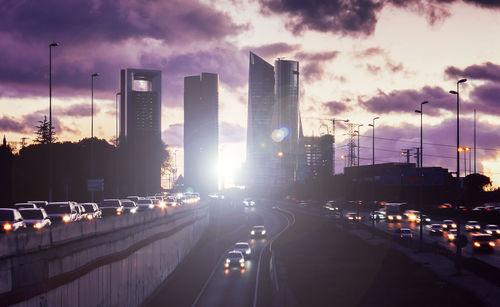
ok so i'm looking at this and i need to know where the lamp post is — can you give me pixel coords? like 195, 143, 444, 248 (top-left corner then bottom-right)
474, 109, 476, 174
48, 42, 59, 202
465, 146, 471, 176
449, 78, 467, 276
332, 119, 349, 174
115, 92, 120, 198
90, 73, 99, 202
368, 117, 379, 165
115, 92, 120, 146
354, 124, 363, 166
415, 101, 428, 251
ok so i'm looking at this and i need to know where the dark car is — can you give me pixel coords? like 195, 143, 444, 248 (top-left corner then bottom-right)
395, 228, 413, 239
0, 208, 26, 232
120, 199, 138, 214
136, 199, 155, 211
81, 203, 102, 220
45, 202, 79, 223
19, 208, 51, 229
465, 221, 481, 232
99, 199, 124, 217
472, 234, 495, 252
484, 224, 500, 237
224, 251, 246, 269
250, 226, 267, 238
429, 224, 443, 235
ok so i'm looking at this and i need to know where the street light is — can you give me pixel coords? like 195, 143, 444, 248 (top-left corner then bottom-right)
48, 42, 59, 202
414, 101, 428, 168
368, 117, 380, 165
90, 72, 99, 202
115, 92, 120, 146
449, 78, 467, 276
465, 146, 470, 176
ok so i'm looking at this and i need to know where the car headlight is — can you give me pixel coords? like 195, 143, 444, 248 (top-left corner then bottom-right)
34, 222, 43, 229
239, 258, 244, 263
3, 223, 12, 231
452, 224, 457, 228
388, 216, 393, 220
62, 215, 71, 223
246, 249, 251, 254
473, 242, 480, 247
448, 234, 455, 240
251, 231, 255, 235
87, 215, 93, 220
396, 216, 402, 220
225, 258, 230, 263
262, 230, 266, 234
224, 262, 229, 268
149, 204, 154, 209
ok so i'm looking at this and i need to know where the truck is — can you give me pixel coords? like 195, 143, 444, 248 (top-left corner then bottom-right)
382, 202, 406, 222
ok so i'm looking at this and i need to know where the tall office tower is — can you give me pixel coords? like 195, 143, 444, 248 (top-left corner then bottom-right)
184, 73, 219, 195
302, 134, 334, 180
246, 52, 275, 189
272, 59, 300, 185
119, 68, 162, 195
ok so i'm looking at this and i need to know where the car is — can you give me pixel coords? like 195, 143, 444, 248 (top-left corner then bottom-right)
224, 251, 246, 269
19, 208, 51, 229
75, 203, 88, 221
345, 212, 362, 222
396, 228, 413, 239
120, 199, 138, 214
233, 242, 251, 259
14, 203, 38, 209
447, 229, 458, 242
442, 220, 457, 230
465, 221, 481, 232
472, 234, 495, 252
484, 224, 500, 237
165, 196, 178, 207
323, 201, 339, 211
99, 199, 124, 217
80, 203, 101, 220
250, 226, 267, 238
0, 208, 26, 232
386, 213, 403, 222
439, 203, 453, 209
403, 210, 420, 222
370, 211, 385, 220
45, 202, 79, 223
472, 206, 485, 211
136, 198, 155, 211
27, 201, 48, 208
243, 198, 255, 207
429, 224, 443, 235
416, 214, 431, 224
126, 196, 140, 203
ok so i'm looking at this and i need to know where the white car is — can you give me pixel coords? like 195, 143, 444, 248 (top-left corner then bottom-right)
136, 199, 155, 211
250, 226, 267, 238
484, 224, 500, 236
465, 221, 481, 231
19, 208, 51, 229
233, 242, 251, 259
243, 198, 255, 207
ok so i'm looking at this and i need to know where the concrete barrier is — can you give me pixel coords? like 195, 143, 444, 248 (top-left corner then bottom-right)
0, 203, 208, 306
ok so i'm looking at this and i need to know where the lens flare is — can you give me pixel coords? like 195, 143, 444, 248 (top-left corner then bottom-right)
271, 125, 290, 142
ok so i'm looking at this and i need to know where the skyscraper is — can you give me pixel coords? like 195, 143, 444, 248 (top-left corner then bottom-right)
272, 58, 300, 185
119, 68, 162, 195
184, 72, 219, 195
246, 52, 275, 189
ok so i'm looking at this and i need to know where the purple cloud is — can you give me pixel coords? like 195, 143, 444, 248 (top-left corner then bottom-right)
469, 82, 500, 115
162, 123, 183, 147
246, 42, 300, 59
0, 116, 29, 133
324, 101, 349, 114
58, 103, 99, 118
445, 62, 500, 82
294, 51, 340, 82
359, 86, 454, 116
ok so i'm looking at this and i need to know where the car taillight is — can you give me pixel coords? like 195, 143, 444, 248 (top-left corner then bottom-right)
62, 215, 71, 223
3, 223, 12, 231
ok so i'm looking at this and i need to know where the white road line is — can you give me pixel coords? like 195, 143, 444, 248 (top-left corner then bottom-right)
252, 206, 295, 307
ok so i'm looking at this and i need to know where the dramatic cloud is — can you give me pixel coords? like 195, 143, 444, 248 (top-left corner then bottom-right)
324, 101, 349, 114
355, 47, 405, 76
294, 51, 340, 82
0, 0, 243, 45
58, 103, 99, 118
247, 42, 300, 59
220, 122, 246, 143
359, 86, 454, 116
0, 116, 29, 133
162, 123, 183, 147
259, 0, 500, 37
445, 62, 500, 82
469, 82, 500, 115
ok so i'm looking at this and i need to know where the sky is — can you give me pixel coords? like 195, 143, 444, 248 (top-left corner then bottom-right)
1, 0, 500, 188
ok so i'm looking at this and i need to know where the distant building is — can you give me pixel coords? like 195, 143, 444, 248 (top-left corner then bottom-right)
184, 72, 219, 195
302, 134, 334, 180
246, 52, 275, 189
119, 68, 162, 195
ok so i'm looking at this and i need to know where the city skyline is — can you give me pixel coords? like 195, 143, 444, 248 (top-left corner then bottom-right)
1, 0, 500, 186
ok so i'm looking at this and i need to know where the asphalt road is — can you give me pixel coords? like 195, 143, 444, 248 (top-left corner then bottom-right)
142, 198, 290, 307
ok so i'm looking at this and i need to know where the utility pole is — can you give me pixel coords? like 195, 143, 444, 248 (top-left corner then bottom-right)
474, 109, 476, 174
414, 148, 420, 168
401, 149, 411, 164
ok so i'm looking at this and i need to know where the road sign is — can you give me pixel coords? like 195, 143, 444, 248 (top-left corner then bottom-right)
88, 179, 104, 192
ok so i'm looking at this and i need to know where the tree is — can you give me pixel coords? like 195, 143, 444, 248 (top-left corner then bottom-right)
34, 116, 56, 144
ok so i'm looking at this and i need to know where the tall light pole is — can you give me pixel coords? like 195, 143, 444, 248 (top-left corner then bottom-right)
354, 124, 363, 166
414, 101, 428, 168
48, 42, 59, 202
465, 147, 470, 176
332, 118, 349, 174
449, 78, 467, 276
115, 92, 120, 146
368, 117, 379, 165
415, 101, 428, 251
474, 109, 476, 174
449, 78, 467, 177
115, 92, 120, 198
90, 73, 99, 202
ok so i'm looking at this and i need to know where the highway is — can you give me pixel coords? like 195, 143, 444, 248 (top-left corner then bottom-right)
143, 198, 292, 307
